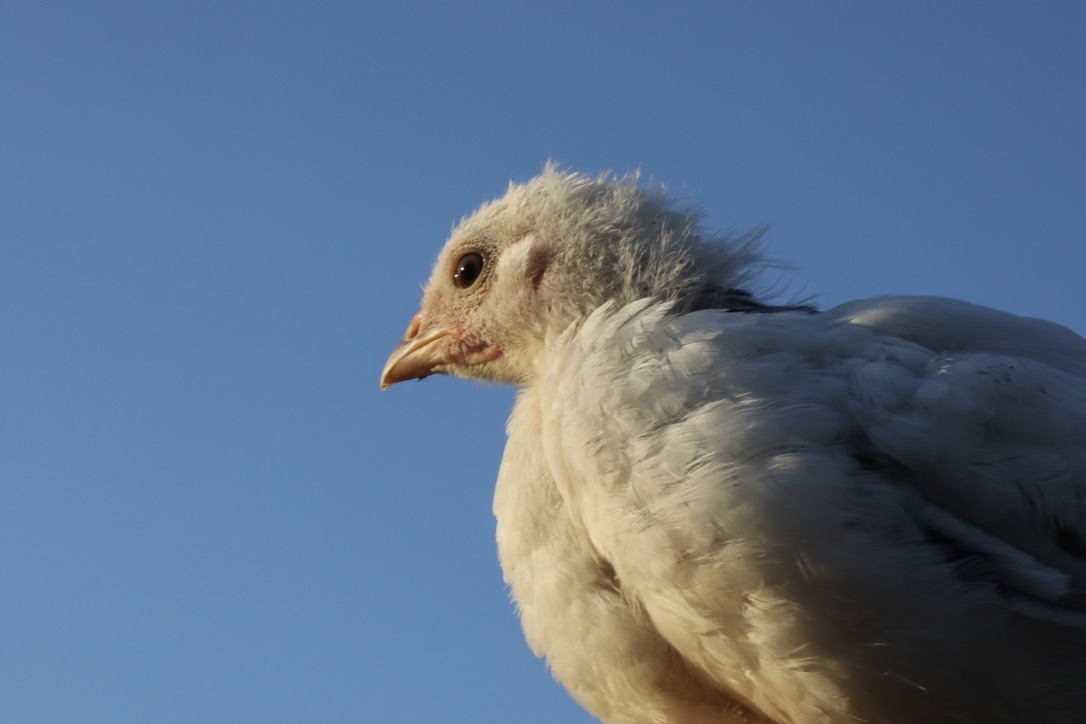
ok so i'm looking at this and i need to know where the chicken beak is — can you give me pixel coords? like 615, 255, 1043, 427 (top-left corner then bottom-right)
380, 312, 456, 390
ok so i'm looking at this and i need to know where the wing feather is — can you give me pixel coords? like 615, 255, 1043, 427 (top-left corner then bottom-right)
531, 297, 1086, 723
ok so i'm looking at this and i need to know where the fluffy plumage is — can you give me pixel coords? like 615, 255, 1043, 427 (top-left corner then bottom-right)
382, 165, 1086, 723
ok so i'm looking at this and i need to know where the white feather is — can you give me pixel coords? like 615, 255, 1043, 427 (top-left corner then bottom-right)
498, 297, 1086, 722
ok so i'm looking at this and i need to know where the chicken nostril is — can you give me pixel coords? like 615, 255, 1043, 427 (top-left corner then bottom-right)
404, 312, 423, 340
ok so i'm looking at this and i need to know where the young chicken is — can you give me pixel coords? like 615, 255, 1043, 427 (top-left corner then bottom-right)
382, 165, 1086, 723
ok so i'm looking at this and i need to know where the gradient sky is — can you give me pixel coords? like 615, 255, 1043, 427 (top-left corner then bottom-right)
3, 3, 1085, 723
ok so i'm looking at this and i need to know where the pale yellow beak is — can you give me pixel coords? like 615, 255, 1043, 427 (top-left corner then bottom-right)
380, 312, 456, 390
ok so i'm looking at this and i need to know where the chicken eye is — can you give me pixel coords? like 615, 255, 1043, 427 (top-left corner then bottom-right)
453, 252, 485, 289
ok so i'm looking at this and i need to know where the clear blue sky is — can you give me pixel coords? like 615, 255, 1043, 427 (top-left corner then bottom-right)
3, 3, 1084, 723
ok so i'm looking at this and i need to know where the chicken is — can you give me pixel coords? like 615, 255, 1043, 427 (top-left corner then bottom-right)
381, 165, 1086, 723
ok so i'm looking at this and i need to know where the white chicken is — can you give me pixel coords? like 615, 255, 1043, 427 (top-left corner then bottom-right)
381, 165, 1086, 723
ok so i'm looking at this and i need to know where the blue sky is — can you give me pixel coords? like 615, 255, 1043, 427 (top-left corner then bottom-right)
3, 3, 1084, 723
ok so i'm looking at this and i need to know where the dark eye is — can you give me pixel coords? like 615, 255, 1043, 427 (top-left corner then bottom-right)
453, 252, 484, 289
